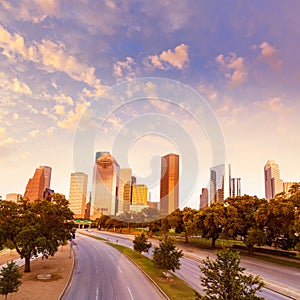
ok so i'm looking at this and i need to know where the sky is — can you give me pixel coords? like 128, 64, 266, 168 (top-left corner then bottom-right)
1, 0, 300, 208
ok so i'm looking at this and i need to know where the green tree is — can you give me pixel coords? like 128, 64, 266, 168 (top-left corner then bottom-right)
0, 194, 74, 272
198, 203, 229, 248
227, 195, 266, 254
199, 249, 264, 300
152, 237, 183, 272
0, 261, 22, 300
133, 232, 152, 253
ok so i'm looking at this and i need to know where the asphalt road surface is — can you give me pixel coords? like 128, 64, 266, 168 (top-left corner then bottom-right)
61, 233, 165, 300
86, 230, 299, 300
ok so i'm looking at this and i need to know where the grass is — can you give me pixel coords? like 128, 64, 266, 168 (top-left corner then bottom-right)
81, 232, 197, 299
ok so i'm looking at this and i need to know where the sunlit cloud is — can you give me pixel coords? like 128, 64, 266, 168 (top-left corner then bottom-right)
0, 72, 32, 95
29, 129, 40, 137
53, 92, 73, 106
113, 56, 137, 81
254, 96, 291, 114
0, 25, 104, 89
147, 44, 189, 70
12, 113, 19, 120
54, 104, 65, 115
215, 53, 247, 86
57, 101, 90, 129
258, 41, 283, 70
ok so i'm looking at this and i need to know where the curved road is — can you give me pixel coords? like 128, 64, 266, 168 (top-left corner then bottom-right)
61, 234, 165, 300
86, 230, 299, 300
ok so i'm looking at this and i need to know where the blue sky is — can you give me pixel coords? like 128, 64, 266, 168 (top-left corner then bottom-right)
1, 1, 299, 207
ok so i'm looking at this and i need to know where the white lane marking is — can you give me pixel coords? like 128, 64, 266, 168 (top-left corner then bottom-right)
118, 266, 122, 273
96, 286, 99, 300
127, 286, 134, 300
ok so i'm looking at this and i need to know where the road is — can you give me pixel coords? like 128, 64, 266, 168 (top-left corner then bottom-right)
61, 233, 165, 300
85, 230, 299, 300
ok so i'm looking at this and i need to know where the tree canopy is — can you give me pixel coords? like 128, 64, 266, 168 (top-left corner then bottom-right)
0, 194, 74, 272
199, 249, 264, 299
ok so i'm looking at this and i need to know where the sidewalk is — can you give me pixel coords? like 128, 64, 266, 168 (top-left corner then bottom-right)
0, 246, 73, 300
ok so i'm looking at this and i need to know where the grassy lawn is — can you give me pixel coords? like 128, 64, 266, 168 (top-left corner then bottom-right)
81, 232, 197, 299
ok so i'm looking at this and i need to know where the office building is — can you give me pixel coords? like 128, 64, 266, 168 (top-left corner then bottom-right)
264, 160, 283, 201
283, 182, 298, 197
199, 188, 209, 210
91, 152, 120, 218
160, 153, 179, 215
230, 178, 241, 198
6, 193, 22, 202
130, 184, 149, 212
69, 172, 88, 219
117, 168, 132, 215
210, 163, 231, 204
24, 166, 52, 201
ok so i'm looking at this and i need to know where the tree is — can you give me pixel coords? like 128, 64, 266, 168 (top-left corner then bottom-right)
0, 261, 22, 300
133, 232, 152, 253
227, 195, 266, 254
199, 249, 264, 299
0, 194, 74, 272
152, 237, 183, 272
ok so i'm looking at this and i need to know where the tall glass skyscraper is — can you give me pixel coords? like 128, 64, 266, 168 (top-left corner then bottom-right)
264, 160, 283, 200
68, 172, 88, 219
230, 178, 241, 198
210, 163, 231, 204
24, 166, 52, 201
117, 168, 132, 215
160, 153, 179, 215
91, 152, 120, 218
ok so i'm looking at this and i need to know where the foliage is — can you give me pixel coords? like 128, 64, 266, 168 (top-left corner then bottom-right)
133, 232, 152, 253
0, 194, 74, 272
152, 237, 183, 272
199, 249, 264, 299
0, 261, 22, 300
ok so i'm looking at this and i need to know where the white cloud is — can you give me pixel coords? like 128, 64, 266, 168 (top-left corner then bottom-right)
0, 25, 104, 89
258, 41, 283, 70
198, 84, 218, 102
53, 92, 73, 106
12, 113, 19, 120
113, 56, 136, 81
0, 72, 32, 95
215, 53, 247, 86
254, 96, 291, 114
147, 44, 189, 70
54, 105, 65, 115
57, 101, 90, 129
29, 129, 40, 137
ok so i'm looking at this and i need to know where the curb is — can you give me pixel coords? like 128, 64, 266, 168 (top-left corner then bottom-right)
58, 247, 75, 300
123, 252, 170, 300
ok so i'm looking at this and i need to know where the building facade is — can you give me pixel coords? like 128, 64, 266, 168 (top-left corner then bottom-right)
199, 188, 209, 210
24, 166, 52, 201
6, 193, 22, 202
264, 160, 283, 200
91, 152, 120, 218
160, 153, 179, 215
117, 168, 132, 215
130, 184, 149, 212
230, 178, 241, 198
68, 172, 88, 219
210, 163, 231, 204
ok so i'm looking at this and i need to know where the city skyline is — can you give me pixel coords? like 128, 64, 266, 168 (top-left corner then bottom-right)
1, 2, 300, 206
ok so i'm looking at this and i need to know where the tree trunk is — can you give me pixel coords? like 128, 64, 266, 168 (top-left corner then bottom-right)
149, 227, 153, 238
212, 237, 216, 248
248, 244, 254, 255
24, 254, 31, 272
185, 233, 189, 244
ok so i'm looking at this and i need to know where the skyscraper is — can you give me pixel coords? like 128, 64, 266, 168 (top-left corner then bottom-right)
130, 184, 149, 212
117, 168, 132, 215
264, 160, 283, 201
68, 172, 88, 219
24, 166, 52, 201
210, 163, 231, 204
160, 153, 179, 215
199, 188, 209, 210
230, 178, 241, 198
91, 152, 120, 218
